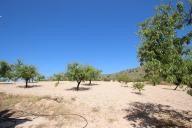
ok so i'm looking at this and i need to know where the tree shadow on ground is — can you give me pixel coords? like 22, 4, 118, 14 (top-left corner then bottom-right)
0, 109, 31, 128
162, 87, 183, 91
66, 87, 91, 91
131, 92, 143, 95
17, 85, 42, 88
0, 82, 14, 85
121, 85, 129, 88
82, 83, 99, 86
123, 102, 192, 128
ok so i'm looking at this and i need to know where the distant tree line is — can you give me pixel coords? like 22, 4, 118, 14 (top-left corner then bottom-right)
0, 60, 45, 88
0, 61, 102, 91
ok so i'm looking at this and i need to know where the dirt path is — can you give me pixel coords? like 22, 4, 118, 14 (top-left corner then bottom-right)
0, 81, 192, 128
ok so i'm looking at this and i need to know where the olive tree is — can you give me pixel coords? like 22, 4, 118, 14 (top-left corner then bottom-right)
66, 63, 86, 91
85, 66, 101, 85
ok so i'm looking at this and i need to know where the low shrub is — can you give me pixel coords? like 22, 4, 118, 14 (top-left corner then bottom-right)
116, 74, 132, 84
133, 82, 145, 94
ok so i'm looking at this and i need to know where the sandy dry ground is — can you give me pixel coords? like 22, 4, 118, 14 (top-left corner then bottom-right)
0, 81, 192, 128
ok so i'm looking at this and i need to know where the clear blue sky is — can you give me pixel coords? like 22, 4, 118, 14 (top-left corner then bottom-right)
0, 0, 183, 76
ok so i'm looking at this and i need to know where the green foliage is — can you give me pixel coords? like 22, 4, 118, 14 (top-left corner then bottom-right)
84, 66, 101, 85
66, 63, 87, 90
52, 73, 66, 87
36, 74, 45, 81
109, 67, 145, 82
144, 59, 161, 86
66, 63, 102, 90
0, 61, 11, 79
138, 1, 192, 90
17, 65, 37, 80
9, 59, 25, 82
67, 63, 86, 82
183, 59, 192, 88
133, 77, 145, 82
16, 62, 38, 88
133, 82, 145, 93
53, 73, 66, 81
116, 74, 131, 84
0, 60, 22, 81
101, 75, 111, 81
4, 64, 16, 81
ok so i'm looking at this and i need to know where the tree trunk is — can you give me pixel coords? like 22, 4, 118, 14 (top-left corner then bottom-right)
174, 84, 179, 90
174, 79, 181, 90
89, 80, 92, 85
153, 81, 156, 86
76, 81, 81, 91
25, 79, 29, 88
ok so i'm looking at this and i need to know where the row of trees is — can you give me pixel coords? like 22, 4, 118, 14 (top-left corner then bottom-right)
0, 61, 101, 90
138, 0, 192, 90
54, 63, 102, 90
0, 60, 43, 88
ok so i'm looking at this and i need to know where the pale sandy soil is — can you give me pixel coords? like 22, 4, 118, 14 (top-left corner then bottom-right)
0, 81, 192, 128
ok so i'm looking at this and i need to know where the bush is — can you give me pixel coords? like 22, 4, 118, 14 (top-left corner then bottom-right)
133, 77, 145, 82
101, 75, 111, 81
133, 82, 145, 94
103, 77, 111, 81
116, 74, 131, 84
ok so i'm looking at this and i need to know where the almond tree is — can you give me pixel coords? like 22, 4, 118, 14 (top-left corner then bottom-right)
0, 61, 11, 80
52, 73, 65, 86
85, 66, 101, 85
138, 1, 192, 90
16, 64, 38, 88
66, 63, 86, 91
144, 59, 161, 86
36, 73, 45, 81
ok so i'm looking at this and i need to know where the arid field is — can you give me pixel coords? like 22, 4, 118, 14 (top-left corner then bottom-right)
0, 81, 192, 128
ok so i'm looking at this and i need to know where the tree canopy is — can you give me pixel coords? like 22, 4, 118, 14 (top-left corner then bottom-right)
66, 63, 101, 90
0, 61, 11, 79
116, 73, 131, 84
138, 0, 192, 89
16, 64, 38, 88
52, 72, 66, 86
84, 66, 101, 85
66, 63, 87, 91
